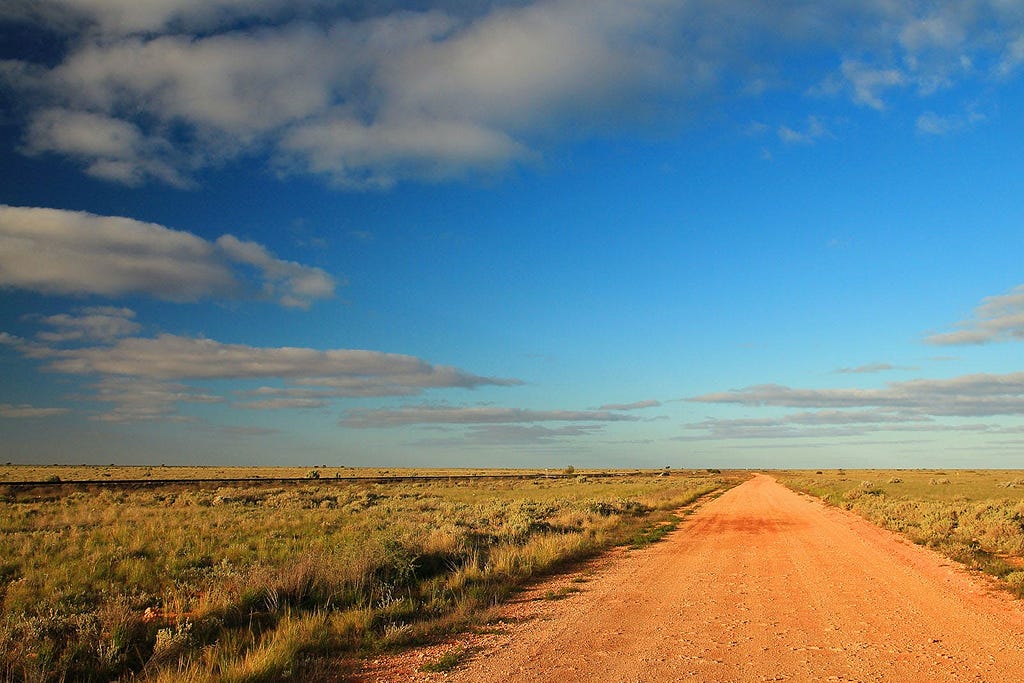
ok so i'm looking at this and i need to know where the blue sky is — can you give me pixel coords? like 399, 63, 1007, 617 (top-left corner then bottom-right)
2, 1, 1024, 468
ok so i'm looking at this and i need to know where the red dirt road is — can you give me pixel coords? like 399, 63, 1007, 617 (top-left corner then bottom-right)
364, 474, 1024, 682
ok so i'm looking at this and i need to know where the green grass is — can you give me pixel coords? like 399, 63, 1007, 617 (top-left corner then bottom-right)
0, 469, 741, 682
419, 646, 468, 673
541, 586, 581, 601
776, 469, 1024, 597
628, 513, 681, 549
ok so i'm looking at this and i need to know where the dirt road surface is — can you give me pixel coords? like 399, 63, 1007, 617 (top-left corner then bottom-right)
361, 474, 1024, 682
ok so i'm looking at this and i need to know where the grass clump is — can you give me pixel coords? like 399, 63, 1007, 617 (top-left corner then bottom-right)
419, 646, 468, 673
629, 514, 681, 549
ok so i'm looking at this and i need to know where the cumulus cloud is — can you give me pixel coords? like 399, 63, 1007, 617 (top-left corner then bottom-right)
925, 285, 1024, 345
7, 2, 1022, 187
340, 404, 639, 428
0, 205, 335, 307
24, 109, 191, 187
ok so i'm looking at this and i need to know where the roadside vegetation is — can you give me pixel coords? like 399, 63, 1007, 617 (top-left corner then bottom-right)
777, 470, 1024, 597
0, 469, 738, 682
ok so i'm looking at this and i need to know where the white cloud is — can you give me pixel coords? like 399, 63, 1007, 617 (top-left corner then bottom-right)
28, 334, 517, 387
340, 404, 639, 428
235, 397, 328, 410
899, 13, 967, 52
5, 2, 1024, 187
998, 35, 1024, 77
87, 376, 223, 422
925, 284, 1024, 345
31, 0, 301, 36
461, 423, 606, 445
0, 205, 335, 307
24, 109, 191, 187
214, 235, 336, 308
680, 414, 996, 441
2, 330, 520, 421
916, 105, 985, 136
777, 115, 830, 144
839, 60, 906, 110
835, 363, 912, 374
0, 403, 68, 418
279, 117, 530, 189
690, 372, 1024, 417
597, 399, 661, 411
33, 307, 140, 343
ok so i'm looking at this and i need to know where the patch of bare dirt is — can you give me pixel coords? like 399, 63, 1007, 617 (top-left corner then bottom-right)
358, 474, 1024, 682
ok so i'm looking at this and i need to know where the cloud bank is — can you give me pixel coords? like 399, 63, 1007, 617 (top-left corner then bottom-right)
925, 284, 1024, 345
0, 205, 335, 307
685, 372, 1024, 441
691, 373, 1024, 417
1, 331, 521, 421
5, 1, 1024, 188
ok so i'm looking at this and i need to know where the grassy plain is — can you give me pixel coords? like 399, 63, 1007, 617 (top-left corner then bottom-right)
0, 465, 573, 483
0, 468, 738, 682
776, 469, 1024, 596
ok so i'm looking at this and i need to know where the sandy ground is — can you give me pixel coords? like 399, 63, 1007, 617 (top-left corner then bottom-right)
358, 474, 1024, 682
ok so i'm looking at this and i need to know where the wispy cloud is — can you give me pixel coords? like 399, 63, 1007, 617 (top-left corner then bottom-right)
234, 397, 328, 410
683, 410, 929, 441
777, 116, 830, 145
0, 205, 336, 308
87, 376, 223, 422
834, 363, 913, 375
916, 105, 985, 136
20, 334, 518, 387
925, 284, 1024, 345
832, 60, 906, 111
597, 399, 661, 411
463, 423, 606, 445
340, 405, 639, 428
690, 373, 1024, 417
1, 331, 521, 421
0, 403, 68, 418
31, 307, 141, 343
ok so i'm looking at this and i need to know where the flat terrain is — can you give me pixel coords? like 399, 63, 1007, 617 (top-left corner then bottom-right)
0, 464, 585, 482
367, 474, 1024, 682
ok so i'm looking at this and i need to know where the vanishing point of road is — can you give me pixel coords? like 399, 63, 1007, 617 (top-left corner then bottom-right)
366, 474, 1024, 682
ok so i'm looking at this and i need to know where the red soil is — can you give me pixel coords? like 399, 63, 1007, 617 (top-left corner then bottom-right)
360, 474, 1024, 682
